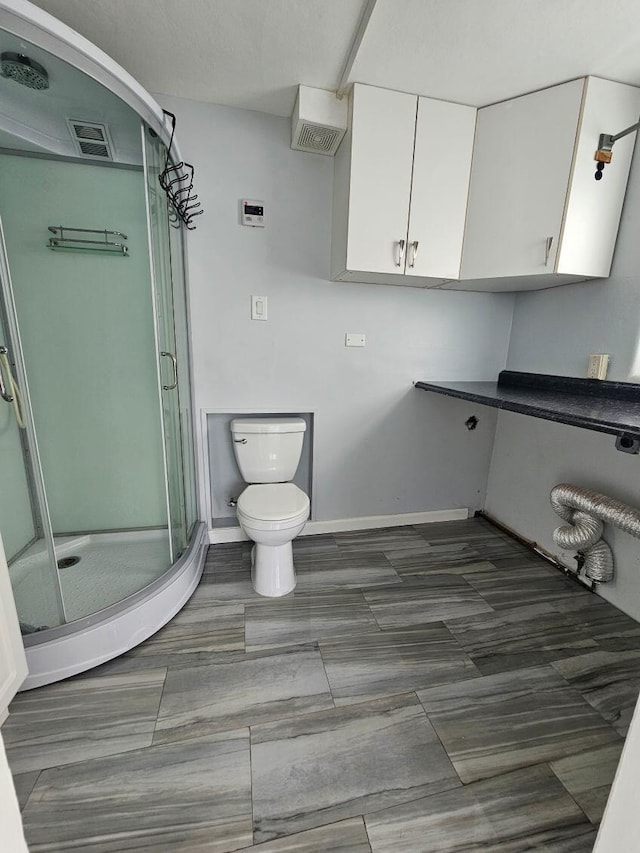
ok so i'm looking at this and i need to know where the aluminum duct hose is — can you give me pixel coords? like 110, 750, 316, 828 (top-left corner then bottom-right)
550, 483, 640, 583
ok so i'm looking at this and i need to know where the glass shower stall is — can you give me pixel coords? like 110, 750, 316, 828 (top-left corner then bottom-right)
0, 1, 206, 688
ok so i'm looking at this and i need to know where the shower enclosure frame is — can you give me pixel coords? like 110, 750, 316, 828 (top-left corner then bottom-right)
0, 0, 207, 689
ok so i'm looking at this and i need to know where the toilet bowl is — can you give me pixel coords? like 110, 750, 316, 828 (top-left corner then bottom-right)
236, 482, 309, 597
230, 417, 309, 597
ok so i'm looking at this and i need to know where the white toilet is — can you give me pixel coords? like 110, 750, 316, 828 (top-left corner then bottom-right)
231, 417, 310, 597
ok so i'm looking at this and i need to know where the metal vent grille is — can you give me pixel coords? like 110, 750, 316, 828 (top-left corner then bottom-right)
73, 124, 105, 141
67, 119, 113, 160
77, 140, 110, 158
297, 122, 341, 153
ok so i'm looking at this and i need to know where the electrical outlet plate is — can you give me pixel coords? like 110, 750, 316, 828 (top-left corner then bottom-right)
345, 333, 366, 347
587, 353, 609, 380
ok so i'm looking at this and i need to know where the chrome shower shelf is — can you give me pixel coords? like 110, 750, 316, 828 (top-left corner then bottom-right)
47, 225, 129, 256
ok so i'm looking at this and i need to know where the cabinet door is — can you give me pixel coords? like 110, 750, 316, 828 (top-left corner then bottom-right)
0, 532, 27, 721
407, 98, 476, 281
346, 84, 417, 275
461, 79, 584, 280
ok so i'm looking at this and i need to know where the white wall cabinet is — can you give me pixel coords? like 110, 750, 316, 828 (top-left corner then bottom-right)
459, 79, 584, 284
332, 78, 640, 293
447, 77, 640, 292
408, 97, 477, 281
331, 84, 476, 287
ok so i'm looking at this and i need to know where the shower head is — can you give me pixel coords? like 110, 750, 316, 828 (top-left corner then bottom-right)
1, 52, 49, 90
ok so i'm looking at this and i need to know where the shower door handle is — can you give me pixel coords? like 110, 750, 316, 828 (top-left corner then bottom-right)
0, 346, 14, 402
160, 351, 178, 390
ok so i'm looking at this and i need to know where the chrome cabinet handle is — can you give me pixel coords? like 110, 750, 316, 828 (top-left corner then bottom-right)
0, 345, 14, 403
160, 350, 178, 390
409, 240, 419, 268
545, 236, 554, 267
396, 239, 406, 268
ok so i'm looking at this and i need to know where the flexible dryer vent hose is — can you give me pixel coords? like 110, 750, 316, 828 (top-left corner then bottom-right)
550, 483, 640, 583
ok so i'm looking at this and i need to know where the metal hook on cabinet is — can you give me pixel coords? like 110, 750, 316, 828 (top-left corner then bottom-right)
594, 117, 640, 181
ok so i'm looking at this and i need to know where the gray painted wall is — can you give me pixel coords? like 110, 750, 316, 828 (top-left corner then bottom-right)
485, 413, 640, 619
157, 95, 516, 525
486, 142, 640, 619
506, 145, 640, 382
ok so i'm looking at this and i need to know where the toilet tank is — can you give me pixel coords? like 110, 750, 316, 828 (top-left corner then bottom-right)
231, 418, 306, 483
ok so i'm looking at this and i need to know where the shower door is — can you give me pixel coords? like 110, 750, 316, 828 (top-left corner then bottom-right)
142, 128, 194, 562
168, 199, 198, 539
0, 219, 65, 632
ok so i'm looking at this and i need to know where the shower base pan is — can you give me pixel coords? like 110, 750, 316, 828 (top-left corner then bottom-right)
19, 522, 207, 690
13, 529, 172, 627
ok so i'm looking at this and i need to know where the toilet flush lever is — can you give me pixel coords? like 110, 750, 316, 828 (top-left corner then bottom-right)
234, 438, 247, 444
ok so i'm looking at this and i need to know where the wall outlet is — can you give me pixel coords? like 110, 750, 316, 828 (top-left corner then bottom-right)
345, 333, 366, 347
587, 353, 609, 380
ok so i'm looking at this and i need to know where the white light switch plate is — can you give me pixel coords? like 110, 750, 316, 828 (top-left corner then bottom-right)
251, 295, 267, 321
346, 333, 366, 347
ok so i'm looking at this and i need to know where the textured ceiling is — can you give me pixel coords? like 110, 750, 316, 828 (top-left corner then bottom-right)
350, 0, 640, 107
23, 0, 365, 116
19, 0, 640, 115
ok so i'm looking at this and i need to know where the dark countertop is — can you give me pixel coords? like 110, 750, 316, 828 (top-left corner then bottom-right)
415, 371, 640, 440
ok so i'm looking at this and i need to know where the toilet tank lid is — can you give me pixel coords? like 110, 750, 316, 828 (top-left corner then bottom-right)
230, 417, 306, 434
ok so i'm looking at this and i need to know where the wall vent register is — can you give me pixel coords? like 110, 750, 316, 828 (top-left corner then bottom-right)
291, 85, 348, 156
297, 123, 342, 153
67, 119, 113, 160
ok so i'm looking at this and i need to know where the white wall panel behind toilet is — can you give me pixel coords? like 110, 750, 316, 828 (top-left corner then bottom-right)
157, 94, 516, 532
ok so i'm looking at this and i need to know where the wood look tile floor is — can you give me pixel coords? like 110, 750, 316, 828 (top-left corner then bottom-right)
5, 517, 639, 851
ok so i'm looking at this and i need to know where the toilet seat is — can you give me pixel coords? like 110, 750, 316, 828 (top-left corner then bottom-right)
237, 483, 309, 531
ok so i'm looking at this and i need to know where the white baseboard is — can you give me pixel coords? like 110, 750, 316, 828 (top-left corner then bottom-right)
208, 507, 470, 544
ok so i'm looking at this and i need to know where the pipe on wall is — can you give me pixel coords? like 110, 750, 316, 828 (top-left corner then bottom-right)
550, 483, 640, 583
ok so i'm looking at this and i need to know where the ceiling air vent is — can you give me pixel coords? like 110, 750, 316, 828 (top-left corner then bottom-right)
66, 119, 113, 160
291, 86, 347, 156
297, 122, 342, 154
